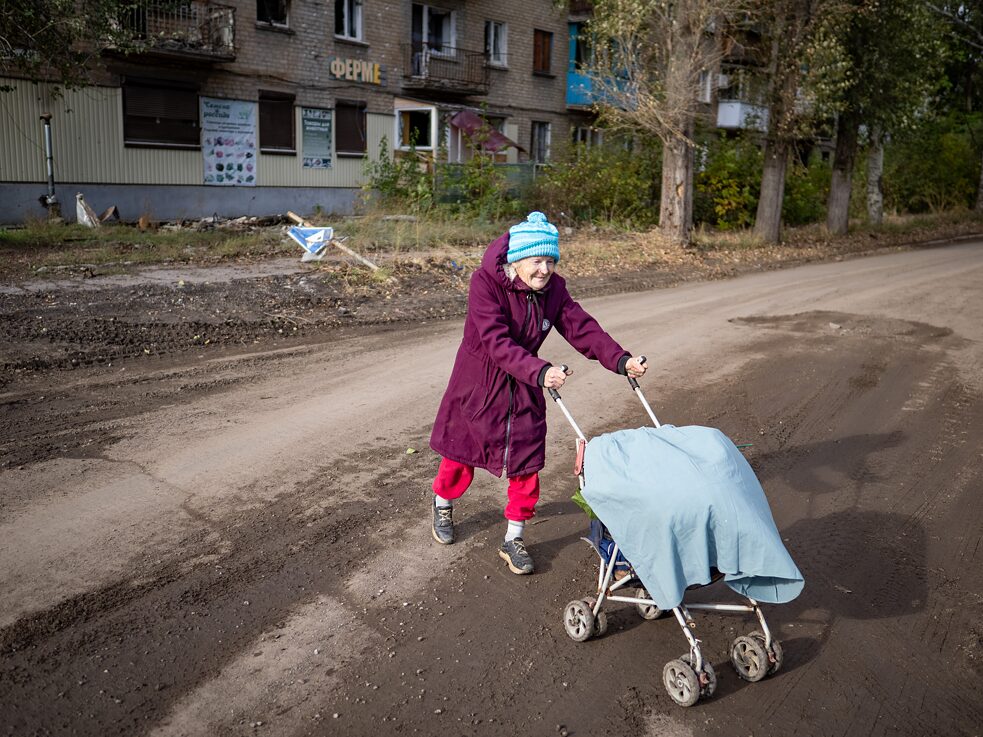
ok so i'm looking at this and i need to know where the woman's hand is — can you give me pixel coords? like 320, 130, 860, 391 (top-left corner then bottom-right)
544, 365, 571, 389
626, 356, 647, 379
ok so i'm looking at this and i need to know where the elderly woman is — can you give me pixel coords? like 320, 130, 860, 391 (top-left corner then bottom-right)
429, 212, 646, 574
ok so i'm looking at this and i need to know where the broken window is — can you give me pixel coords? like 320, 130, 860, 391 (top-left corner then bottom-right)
398, 108, 433, 149
122, 78, 200, 148
257, 0, 288, 26
336, 100, 367, 155
259, 91, 295, 153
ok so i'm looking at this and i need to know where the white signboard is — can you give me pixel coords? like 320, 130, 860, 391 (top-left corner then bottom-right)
201, 97, 257, 186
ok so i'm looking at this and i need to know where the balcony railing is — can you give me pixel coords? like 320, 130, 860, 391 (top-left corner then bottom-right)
126, 1, 236, 61
401, 43, 489, 96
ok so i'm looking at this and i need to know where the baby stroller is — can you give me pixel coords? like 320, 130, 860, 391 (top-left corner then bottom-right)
549, 359, 803, 707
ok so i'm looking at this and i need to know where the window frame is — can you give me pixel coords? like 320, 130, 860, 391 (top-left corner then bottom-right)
531, 120, 551, 163
396, 106, 436, 151
485, 20, 508, 67
122, 78, 200, 149
258, 90, 296, 154
257, 0, 289, 27
533, 29, 553, 75
335, 0, 363, 41
335, 99, 368, 156
412, 3, 457, 58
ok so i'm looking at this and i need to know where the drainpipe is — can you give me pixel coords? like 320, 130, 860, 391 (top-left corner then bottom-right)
39, 112, 61, 218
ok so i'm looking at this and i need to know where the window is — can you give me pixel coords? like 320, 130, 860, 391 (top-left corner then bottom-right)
531, 121, 551, 163
570, 22, 591, 70
533, 29, 552, 74
411, 4, 455, 54
336, 100, 367, 155
398, 108, 434, 149
335, 0, 362, 41
572, 125, 602, 147
259, 91, 295, 153
485, 21, 507, 66
257, 0, 287, 25
122, 78, 199, 148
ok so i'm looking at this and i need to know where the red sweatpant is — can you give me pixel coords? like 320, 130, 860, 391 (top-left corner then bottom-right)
432, 457, 540, 522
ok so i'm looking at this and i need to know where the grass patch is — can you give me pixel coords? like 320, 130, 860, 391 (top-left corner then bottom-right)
0, 220, 293, 276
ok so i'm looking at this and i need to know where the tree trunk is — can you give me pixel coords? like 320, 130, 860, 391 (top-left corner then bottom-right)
976, 147, 983, 212
826, 113, 859, 235
866, 127, 884, 225
753, 140, 789, 243
659, 133, 694, 244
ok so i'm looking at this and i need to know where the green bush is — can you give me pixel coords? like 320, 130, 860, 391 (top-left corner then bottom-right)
783, 153, 831, 226
531, 136, 661, 227
694, 134, 762, 230
362, 135, 433, 211
884, 113, 982, 213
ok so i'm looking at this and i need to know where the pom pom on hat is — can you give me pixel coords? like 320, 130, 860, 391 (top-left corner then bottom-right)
507, 211, 560, 264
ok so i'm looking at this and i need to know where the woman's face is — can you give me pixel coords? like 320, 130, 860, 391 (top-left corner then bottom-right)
515, 256, 556, 291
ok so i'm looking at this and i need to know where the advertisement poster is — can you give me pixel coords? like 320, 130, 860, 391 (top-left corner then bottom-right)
201, 97, 257, 186
301, 107, 333, 169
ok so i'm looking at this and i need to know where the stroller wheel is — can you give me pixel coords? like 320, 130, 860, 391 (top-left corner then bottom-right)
635, 589, 665, 620
682, 654, 717, 698
563, 599, 596, 642
730, 635, 770, 682
586, 599, 609, 637
749, 630, 784, 674
663, 658, 701, 707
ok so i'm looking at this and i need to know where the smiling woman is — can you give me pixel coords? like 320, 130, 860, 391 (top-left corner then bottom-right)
427, 211, 647, 575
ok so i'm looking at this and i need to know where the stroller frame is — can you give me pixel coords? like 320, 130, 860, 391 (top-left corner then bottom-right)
550, 361, 784, 707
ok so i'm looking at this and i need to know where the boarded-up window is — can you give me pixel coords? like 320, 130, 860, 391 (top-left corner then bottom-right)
336, 100, 367, 154
259, 91, 295, 152
533, 29, 552, 74
122, 79, 199, 147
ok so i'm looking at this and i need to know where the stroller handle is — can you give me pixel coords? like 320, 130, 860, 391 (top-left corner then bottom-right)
627, 355, 647, 390
547, 365, 587, 441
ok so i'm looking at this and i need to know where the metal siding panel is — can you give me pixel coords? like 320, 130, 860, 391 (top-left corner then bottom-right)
2, 79, 390, 189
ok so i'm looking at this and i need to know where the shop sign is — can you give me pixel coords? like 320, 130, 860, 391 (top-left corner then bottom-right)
200, 97, 257, 186
328, 57, 385, 85
301, 107, 333, 169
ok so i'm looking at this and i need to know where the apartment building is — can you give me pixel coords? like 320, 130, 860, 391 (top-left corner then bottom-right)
0, 0, 583, 223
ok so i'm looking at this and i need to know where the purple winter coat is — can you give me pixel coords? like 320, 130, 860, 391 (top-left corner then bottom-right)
429, 232, 630, 478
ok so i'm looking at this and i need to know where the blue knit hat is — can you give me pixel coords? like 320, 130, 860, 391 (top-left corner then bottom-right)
507, 211, 560, 264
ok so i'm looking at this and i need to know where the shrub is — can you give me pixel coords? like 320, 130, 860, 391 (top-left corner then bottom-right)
884, 113, 982, 213
530, 136, 661, 227
783, 153, 831, 226
694, 134, 762, 230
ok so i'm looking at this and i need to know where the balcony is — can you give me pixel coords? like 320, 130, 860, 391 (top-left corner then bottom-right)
401, 43, 489, 96
125, 1, 236, 62
716, 100, 769, 131
567, 70, 593, 107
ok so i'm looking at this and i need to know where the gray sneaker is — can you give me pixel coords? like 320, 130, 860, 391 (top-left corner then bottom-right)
432, 503, 454, 545
499, 538, 534, 574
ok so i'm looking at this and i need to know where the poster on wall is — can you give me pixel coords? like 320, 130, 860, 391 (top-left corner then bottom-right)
301, 107, 332, 169
201, 97, 257, 186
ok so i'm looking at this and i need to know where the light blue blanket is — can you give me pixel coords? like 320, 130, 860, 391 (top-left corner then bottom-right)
581, 425, 804, 610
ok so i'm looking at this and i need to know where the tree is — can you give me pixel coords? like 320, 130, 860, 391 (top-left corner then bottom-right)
750, 0, 846, 242
588, 0, 743, 244
929, 1, 983, 210
818, 0, 946, 234
0, 1, 140, 91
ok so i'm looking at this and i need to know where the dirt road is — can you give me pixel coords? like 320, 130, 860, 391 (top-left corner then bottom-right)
2, 242, 983, 736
